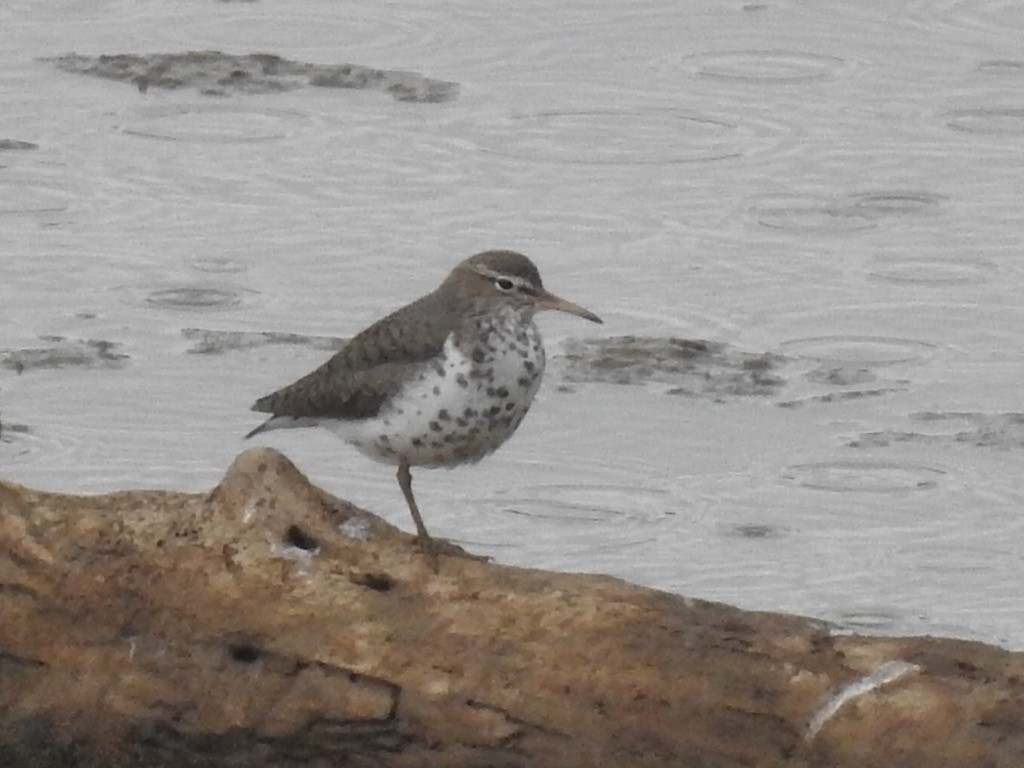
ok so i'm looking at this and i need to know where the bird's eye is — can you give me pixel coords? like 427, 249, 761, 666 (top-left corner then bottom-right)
495, 277, 515, 292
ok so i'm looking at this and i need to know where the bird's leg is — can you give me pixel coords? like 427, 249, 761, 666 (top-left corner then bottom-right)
396, 462, 431, 540
396, 462, 438, 571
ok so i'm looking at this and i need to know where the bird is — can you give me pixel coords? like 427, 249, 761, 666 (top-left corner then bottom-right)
245, 250, 602, 568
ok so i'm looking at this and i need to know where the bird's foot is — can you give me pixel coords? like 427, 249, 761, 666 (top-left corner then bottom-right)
415, 534, 440, 573
414, 535, 492, 570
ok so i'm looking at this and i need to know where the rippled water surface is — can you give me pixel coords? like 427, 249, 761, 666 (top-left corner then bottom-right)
4, 0, 1024, 649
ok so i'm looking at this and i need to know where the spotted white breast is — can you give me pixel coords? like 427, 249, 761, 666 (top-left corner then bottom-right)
328, 315, 546, 468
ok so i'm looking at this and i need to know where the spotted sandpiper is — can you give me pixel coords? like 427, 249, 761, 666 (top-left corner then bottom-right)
246, 250, 602, 567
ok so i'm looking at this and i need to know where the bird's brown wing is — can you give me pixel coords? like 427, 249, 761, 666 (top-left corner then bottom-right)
250, 288, 459, 422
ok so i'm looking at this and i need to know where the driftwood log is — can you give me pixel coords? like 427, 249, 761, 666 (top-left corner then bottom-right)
1, 448, 1023, 767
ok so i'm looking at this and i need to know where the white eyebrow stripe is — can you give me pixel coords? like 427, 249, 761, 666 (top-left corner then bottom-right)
474, 265, 532, 289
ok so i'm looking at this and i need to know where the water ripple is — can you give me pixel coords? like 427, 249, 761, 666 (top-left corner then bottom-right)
756, 302, 1024, 370
827, 607, 907, 633
780, 460, 947, 493
908, 0, 1024, 36
677, 49, 846, 83
0, 166, 76, 218
0, 419, 62, 461
119, 104, 308, 144
442, 449, 678, 556
450, 106, 790, 166
146, 285, 253, 311
746, 190, 945, 234
779, 335, 937, 366
943, 107, 1024, 136
719, 522, 789, 540
975, 59, 1024, 74
147, 5, 442, 59
500, 483, 673, 524
186, 255, 249, 275
116, 282, 260, 312
867, 253, 998, 286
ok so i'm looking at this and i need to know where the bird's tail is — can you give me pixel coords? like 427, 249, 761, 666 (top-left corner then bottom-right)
244, 421, 269, 440
244, 415, 319, 440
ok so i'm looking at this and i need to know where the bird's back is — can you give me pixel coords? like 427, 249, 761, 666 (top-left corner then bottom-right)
250, 287, 461, 423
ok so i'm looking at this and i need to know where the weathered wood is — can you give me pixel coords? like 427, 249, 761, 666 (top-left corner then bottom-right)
1, 448, 1022, 767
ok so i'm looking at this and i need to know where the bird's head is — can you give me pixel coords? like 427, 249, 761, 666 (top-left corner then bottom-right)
450, 250, 603, 324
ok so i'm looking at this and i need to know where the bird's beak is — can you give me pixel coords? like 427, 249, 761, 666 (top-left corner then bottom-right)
533, 289, 603, 324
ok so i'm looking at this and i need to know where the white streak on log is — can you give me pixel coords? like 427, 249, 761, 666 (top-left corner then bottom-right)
806, 660, 919, 739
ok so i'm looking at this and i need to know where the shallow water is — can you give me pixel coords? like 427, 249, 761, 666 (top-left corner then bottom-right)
4, 0, 1024, 649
